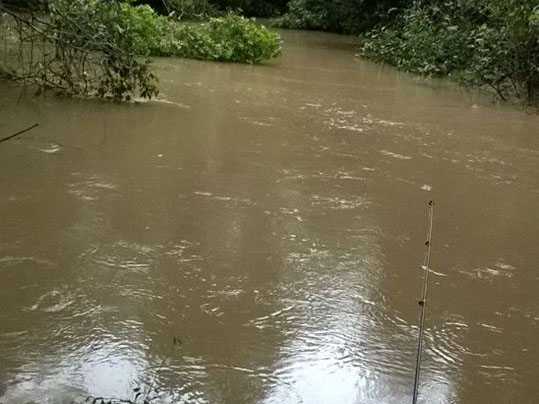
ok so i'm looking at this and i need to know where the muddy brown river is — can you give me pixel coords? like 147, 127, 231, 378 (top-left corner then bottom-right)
0, 30, 538, 404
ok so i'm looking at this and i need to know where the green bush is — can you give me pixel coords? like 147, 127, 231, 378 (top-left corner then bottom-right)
51, 0, 163, 55
1, 0, 159, 100
272, 0, 404, 34
531, 6, 539, 27
272, 0, 331, 30
48, 1, 282, 64
206, 0, 288, 17
156, 14, 282, 63
1, 0, 281, 101
140, 0, 288, 18
77, 3, 283, 64
361, 0, 539, 101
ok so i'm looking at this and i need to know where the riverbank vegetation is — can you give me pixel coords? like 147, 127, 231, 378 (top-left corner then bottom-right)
144, 0, 288, 18
0, 0, 281, 100
155, 14, 282, 63
273, 0, 402, 33
2, 0, 537, 103
361, 0, 539, 102
274, 0, 538, 103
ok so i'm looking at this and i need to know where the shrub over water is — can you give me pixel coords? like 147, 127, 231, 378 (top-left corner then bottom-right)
0, 0, 160, 100
157, 0, 219, 20
0, 0, 281, 100
360, 0, 539, 102
119, 5, 282, 64
271, 0, 538, 103
51, 0, 282, 64
156, 14, 282, 63
142, 0, 288, 18
273, 0, 404, 34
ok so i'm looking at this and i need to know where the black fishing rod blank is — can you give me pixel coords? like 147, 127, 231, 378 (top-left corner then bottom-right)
412, 200, 434, 404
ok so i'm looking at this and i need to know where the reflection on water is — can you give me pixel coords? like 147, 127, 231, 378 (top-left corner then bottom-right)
1, 29, 538, 404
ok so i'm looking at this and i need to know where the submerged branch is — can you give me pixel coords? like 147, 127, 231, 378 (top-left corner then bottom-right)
0, 2, 159, 100
0, 123, 39, 143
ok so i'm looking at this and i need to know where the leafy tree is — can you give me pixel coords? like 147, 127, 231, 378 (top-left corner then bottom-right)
274, 0, 405, 33
161, 0, 217, 19
138, 0, 288, 17
208, 0, 288, 16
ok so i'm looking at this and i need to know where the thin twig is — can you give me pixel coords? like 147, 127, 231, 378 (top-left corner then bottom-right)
146, 358, 166, 401
0, 123, 39, 143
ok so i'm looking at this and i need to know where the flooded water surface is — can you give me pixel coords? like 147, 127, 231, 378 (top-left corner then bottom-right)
1, 30, 538, 404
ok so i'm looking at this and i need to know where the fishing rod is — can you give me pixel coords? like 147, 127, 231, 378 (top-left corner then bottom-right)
412, 200, 434, 404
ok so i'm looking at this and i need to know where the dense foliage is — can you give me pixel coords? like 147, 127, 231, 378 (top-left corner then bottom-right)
273, 0, 403, 33
101, 4, 282, 63
140, 0, 288, 17
0, 0, 159, 100
1, 0, 45, 9
142, 0, 218, 19
361, 0, 539, 101
155, 14, 282, 63
4, 0, 536, 102
0, 0, 281, 100
209, 0, 288, 17
270, 0, 538, 102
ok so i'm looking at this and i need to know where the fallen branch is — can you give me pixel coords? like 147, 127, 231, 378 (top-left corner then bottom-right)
0, 122, 39, 143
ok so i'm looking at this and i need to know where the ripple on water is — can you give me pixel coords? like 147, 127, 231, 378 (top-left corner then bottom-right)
276, 168, 368, 185
311, 194, 370, 210
81, 240, 156, 276
26, 289, 75, 313
66, 173, 118, 202
0, 256, 56, 268
193, 191, 256, 208
380, 150, 413, 160
240, 235, 440, 404
320, 106, 406, 135
39, 143, 62, 154
458, 259, 516, 282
